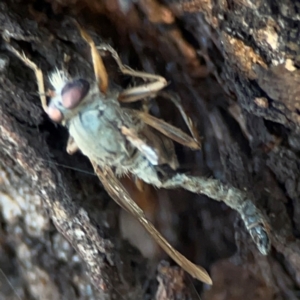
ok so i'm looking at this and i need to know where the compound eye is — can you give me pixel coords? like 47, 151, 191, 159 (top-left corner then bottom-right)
48, 104, 63, 123
61, 79, 90, 109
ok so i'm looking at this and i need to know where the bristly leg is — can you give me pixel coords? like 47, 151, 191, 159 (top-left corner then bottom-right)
162, 173, 271, 255
96, 43, 168, 102
5, 44, 48, 113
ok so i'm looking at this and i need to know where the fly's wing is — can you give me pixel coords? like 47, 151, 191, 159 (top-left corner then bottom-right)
75, 22, 108, 94
121, 107, 201, 170
125, 109, 201, 150
91, 161, 213, 285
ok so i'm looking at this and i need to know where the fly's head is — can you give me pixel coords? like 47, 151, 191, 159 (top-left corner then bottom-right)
41, 22, 110, 126
47, 69, 93, 125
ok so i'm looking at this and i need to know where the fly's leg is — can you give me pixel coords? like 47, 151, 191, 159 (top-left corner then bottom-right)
6, 44, 48, 113
97, 44, 167, 102
161, 173, 271, 255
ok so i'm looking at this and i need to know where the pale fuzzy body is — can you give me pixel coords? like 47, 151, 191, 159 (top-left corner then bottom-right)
49, 70, 167, 186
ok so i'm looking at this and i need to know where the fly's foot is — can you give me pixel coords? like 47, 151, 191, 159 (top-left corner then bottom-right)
239, 200, 270, 255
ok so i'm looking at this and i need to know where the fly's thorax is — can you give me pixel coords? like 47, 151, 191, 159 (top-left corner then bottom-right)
66, 96, 138, 167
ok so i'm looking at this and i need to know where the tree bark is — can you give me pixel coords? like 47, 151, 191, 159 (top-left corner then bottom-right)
0, 0, 300, 299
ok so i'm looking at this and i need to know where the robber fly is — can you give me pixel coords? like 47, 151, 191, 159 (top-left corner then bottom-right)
6, 22, 271, 285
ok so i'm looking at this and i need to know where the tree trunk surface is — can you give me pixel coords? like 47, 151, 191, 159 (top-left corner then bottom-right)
0, 0, 300, 299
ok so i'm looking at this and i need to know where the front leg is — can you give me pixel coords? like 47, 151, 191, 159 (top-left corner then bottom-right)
5, 44, 48, 113
162, 173, 271, 255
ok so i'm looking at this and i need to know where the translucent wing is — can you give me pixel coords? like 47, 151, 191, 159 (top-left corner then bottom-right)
125, 109, 201, 150
90, 161, 212, 285
75, 22, 109, 94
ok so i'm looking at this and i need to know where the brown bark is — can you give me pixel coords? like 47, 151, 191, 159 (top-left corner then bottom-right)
0, 0, 300, 299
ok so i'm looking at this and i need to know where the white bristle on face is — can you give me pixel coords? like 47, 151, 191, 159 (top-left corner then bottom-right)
49, 69, 69, 93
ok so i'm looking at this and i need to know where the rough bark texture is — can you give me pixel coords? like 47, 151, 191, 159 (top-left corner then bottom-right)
0, 0, 300, 299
